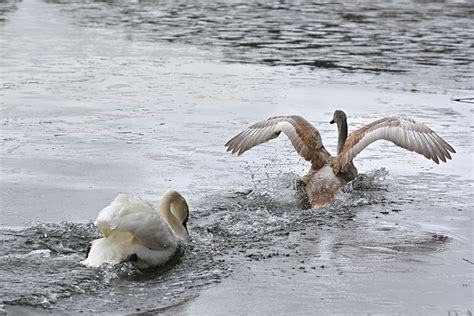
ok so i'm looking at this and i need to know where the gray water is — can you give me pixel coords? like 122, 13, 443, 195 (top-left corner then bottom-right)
41, 0, 474, 83
1, 0, 473, 315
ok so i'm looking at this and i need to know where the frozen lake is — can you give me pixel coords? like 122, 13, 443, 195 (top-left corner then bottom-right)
0, 0, 473, 314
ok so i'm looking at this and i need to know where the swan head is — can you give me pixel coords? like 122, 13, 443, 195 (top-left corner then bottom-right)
175, 199, 189, 235
160, 190, 189, 238
330, 110, 347, 125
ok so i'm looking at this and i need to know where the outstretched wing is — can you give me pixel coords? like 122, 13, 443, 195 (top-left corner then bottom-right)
332, 117, 455, 173
225, 115, 331, 170
95, 194, 177, 250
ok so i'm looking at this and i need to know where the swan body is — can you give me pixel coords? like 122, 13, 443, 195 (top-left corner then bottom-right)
81, 190, 189, 268
225, 111, 455, 208
303, 165, 346, 207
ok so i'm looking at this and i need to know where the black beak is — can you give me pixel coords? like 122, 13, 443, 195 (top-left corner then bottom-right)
330, 119, 335, 124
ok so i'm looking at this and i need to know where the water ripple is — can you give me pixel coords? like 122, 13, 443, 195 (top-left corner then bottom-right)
41, 0, 474, 82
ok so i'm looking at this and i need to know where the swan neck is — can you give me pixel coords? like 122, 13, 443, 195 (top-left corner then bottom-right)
337, 119, 348, 155
160, 191, 187, 238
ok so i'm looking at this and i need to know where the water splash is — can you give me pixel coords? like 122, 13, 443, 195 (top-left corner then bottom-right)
0, 220, 230, 313
0, 169, 452, 313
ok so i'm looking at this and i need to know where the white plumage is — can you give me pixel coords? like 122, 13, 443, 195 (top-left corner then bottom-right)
82, 190, 189, 269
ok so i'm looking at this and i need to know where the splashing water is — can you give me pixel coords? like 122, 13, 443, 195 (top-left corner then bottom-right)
0, 169, 462, 313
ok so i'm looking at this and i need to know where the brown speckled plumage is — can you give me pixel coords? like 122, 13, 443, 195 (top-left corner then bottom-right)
226, 111, 455, 208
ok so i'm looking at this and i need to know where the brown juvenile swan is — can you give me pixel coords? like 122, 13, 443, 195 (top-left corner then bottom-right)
225, 110, 455, 208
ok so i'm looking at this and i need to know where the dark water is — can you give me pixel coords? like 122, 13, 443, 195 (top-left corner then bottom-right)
44, 0, 474, 86
0, 221, 226, 313
0, 0, 473, 314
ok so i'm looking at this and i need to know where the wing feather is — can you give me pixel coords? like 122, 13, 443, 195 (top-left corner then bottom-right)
333, 117, 455, 173
95, 194, 177, 251
225, 115, 331, 170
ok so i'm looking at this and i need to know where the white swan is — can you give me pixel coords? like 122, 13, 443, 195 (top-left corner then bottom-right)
81, 190, 189, 269
225, 110, 455, 208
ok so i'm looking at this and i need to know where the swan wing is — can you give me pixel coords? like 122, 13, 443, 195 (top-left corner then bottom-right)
332, 117, 455, 173
225, 115, 331, 170
95, 194, 177, 251
81, 237, 176, 268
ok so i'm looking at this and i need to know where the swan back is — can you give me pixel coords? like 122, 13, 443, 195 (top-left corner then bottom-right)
95, 194, 154, 237
95, 194, 179, 251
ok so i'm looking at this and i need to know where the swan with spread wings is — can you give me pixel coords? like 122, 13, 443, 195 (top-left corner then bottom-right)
225, 110, 455, 208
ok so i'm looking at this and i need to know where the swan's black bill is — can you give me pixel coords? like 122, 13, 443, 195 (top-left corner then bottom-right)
330, 119, 335, 124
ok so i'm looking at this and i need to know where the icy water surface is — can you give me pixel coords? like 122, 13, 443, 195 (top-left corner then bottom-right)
1, 0, 473, 315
